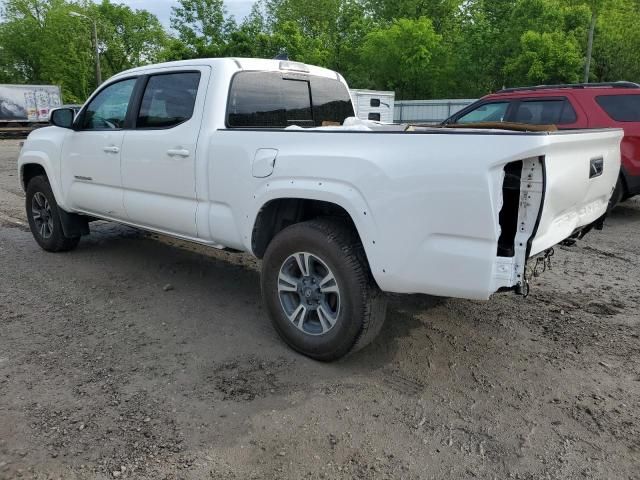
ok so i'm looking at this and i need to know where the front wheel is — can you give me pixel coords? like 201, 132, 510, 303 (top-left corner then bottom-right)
26, 175, 80, 252
261, 218, 387, 361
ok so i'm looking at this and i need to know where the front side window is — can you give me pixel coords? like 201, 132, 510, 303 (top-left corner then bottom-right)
511, 99, 577, 125
596, 94, 640, 122
455, 102, 509, 124
80, 78, 136, 130
137, 72, 201, 129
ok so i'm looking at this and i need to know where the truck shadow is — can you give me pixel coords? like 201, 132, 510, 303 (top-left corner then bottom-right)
608, 198, 640, 223
75, 222, 439, 373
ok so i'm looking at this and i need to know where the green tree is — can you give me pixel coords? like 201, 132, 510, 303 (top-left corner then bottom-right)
0, 0, 167, 102
94, 0, 168, 75
246, 0, 373, 84
0, 0, 95, 101
504, 30, 583, 85
169, 0, 237, 57
360, 17, 442, 98
365, 0, 463, 31
592, 0, 640, 81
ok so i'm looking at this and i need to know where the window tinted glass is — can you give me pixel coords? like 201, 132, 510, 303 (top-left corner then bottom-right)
228, 72, 313, 128
309, 76, 354, 125
596, 94, 640, 122
81, 79, 136, 129
227, 72, 354, 128
456, 102, 509, 124
512, 99, 577, 125
137, 72, 200, 129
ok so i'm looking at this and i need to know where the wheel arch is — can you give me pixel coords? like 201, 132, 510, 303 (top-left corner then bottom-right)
251, 198, 363, 257
21, 163, 48, 191
249, 187, 381, 280
20, 159, 85, 236
19, 154, 67, 210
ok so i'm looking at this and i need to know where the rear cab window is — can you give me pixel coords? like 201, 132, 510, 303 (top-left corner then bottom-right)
227, 71, 354, 128
596, 94, 640, 122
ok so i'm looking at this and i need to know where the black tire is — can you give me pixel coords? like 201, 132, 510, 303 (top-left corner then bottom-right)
25, 175, 80, 252
607, 175, 625, 212
261, 218, 387, 361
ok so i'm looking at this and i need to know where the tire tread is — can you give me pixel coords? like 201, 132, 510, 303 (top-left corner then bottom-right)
26, 175, 80, 252
285, 217, 386, 359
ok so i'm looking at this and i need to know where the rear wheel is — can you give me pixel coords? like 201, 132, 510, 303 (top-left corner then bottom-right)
26, 175, 80, 252
608, 175, 625, 212
261, 218, 387, 361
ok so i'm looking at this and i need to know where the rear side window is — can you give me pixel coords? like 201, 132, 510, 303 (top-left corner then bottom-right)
596, 94, 640, 122
137, 72, 200, 129
512, 99, 577, 125
455, 102, 509, 124
227, 71, 354, 128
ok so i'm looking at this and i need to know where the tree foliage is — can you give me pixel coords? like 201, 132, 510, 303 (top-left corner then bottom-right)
1, 0, 640, 101
0, 0, 167, 102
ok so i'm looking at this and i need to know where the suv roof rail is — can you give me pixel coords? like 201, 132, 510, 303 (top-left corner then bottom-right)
496, 81, 640, 94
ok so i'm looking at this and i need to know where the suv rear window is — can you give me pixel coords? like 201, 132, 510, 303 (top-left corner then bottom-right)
512, 99, 577, 125
596, 94, 640, 122
227, 71, 354, 128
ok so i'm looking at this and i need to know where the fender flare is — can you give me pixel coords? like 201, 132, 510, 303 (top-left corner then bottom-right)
19, 151, 68, 210
247, 178, 384, 272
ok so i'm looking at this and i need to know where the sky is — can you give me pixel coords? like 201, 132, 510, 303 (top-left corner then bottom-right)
111, 0, 257, 27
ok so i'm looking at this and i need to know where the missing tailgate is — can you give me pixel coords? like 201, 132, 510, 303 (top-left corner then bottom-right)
497, 160, 523, 257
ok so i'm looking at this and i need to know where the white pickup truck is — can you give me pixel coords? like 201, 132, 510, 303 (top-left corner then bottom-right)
18, 58, 622, 360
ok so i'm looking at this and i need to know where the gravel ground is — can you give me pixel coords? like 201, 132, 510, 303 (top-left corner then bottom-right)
0, 139, 639, 479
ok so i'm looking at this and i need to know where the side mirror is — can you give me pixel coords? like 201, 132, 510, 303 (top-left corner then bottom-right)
370, 98, 381, 108
49, 108, 75, 129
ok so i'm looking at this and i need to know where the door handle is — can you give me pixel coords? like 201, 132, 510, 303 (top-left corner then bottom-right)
103, 146, 120, 154
167, 148, 190, 158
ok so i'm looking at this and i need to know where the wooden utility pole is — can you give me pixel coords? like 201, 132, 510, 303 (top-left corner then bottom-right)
583, 11, 597, 83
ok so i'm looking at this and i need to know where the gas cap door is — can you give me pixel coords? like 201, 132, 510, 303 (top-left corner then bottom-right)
252, 148, 278, 178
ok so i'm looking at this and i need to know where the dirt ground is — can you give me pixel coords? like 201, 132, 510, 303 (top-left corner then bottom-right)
0, 139, 638, 480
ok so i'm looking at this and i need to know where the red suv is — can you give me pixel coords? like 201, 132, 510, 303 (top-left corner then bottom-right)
443, 82, 640, 205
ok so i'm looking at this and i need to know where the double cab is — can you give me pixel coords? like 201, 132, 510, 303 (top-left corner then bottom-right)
18, 58, 622, 360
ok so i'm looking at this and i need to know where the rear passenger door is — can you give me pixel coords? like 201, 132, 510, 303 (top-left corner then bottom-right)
120, 67, 210, 238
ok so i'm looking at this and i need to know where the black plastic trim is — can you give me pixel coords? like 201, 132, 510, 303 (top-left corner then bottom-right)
216, 127, 619, 136
58, 208, 90, 237
497, 81, 640, 94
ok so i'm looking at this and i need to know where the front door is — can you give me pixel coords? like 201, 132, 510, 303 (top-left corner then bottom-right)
60, 78, 137, 218
120, 68, 209, 238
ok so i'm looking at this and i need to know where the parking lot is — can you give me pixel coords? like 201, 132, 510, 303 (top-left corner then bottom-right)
0, 139, 639, 479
